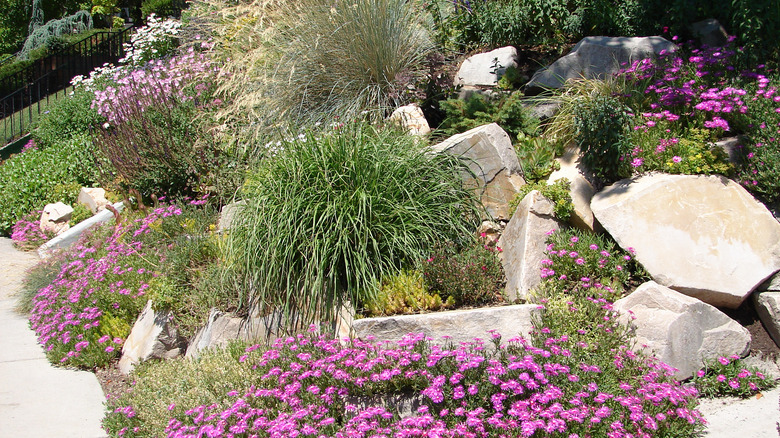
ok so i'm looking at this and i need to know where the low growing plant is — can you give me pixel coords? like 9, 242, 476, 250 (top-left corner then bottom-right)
508, 178, 573, 222
514, 135, 562, 183
692, 354, 777, 398
436, 91, 540, 141
10, 210, 53, 251
423, 239, 505, 307
364, 269, 454, 317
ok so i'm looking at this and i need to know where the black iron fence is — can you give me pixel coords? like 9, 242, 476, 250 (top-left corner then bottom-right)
0, 26, 134, 146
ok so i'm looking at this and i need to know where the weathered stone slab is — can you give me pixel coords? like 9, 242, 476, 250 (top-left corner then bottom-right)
592, 173, 780, 308
455, 46, 518, 87
547, 146, 597, 231
216, 200, 245, 232
753, 291, 780, 348
118, 300, 186, 374
352, 304, 539, 347
431, 123, 524, 220
527, 36, 677, 91
389, 104, 430, 136
186, 309, 248, 359
614, 281, 751, 379
498, 190, 560, 302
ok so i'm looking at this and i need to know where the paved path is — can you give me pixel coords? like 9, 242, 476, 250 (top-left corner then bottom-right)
0, 238, 106, 438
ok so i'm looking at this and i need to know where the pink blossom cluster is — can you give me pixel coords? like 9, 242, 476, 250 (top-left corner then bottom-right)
10, 211, 52, 250
29, 205, 183, 367
156, 329, 702, 438
91, 47, 218, 125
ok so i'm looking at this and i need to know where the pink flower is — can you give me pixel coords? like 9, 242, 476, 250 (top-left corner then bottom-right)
672, 156, 682, 163
631, 158, 643, 168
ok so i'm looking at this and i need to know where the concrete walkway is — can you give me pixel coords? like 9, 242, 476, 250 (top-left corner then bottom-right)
0, 238, 106, 438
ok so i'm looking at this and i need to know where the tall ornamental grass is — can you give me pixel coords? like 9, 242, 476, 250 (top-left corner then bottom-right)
268, 0, 434, 126
226, 123, 482, 327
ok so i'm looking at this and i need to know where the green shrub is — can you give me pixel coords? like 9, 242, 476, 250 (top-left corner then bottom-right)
573, 95, 632, 182
628, 127, 734, 176
226, 123, 482, 327
509, 178, 573, 222
423, 239, 504, 307
141, 0, 184, 19
0, 134, 99, 235
364, 270, 454, 317
32, 88, 103, 148
269, 0, 434, 125
70, 203, 93, 225
436, 91, 540, 141
514, 135, 562, 183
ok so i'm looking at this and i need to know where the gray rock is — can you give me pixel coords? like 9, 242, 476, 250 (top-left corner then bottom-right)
455, 46, 518, 87
691, 19, 729, 47
77, 187, 108, 215
388, 104, 430, 136
758, 272, 780, 292
431, 123, 525, 220
527, 36, 677, 91
712, 136, 743, 164
546, 146, 598, 231
217, 200, 246, 232
592, 173, 780, 308
498, 190, 560, 302
614, 281, 751, 380
185, 307, 291, 359
352, 304, 540, 347
118, 300, 186, 374
753, 291, 780, 348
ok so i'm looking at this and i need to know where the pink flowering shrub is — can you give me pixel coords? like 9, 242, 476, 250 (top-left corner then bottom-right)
29, 204, 187, 368
692, 354, 776, 398
11, 210, 53, 251
105, 327, 703, 438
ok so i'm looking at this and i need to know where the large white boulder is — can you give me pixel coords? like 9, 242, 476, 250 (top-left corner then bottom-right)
39, 202, 73, 235
454, 46, 518, 87
614, 281, 751, 379
527, 36, 677, 91
498, 190, 561, 302
431, 123, 525, 220
591, 173, 780, 308
77, 187, 109, 214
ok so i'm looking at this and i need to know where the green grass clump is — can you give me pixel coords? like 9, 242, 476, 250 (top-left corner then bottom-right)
226, 123, 482, 327
509, 178, 573, 222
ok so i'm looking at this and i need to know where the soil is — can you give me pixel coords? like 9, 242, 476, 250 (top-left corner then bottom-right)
95, 361, 134, 403
721, 298, 780, 360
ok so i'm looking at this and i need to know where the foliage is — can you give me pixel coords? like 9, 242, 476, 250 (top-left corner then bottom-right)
509, 178, 573, 222
627, 127, 734, 176
0, 134, 99, 235
226, 124, 482, 328
692, 354, 777, 398
120, 14, 181, 66
32, 88, 102, 148
364, 270, 454, 317
105, 327, 704, 438
423, 239, 504, 307
514, 135, 562, 183
573, 94, 632, 182
91, 48, 220, 200
141, 0, 185, 19
267, 0, 434, 126
70, 203, 93, 225
436, 92, 540, 141
18, 10, 93, 60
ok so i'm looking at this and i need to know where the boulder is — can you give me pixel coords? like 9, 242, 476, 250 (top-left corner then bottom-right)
216, 200, 245, 232
526, 36, 677, 92
388, 104, 431, 136
431, 123, 525, 220
753, 291, 780, 348
454, 46, 518, 87
758, 272, 780, 292
77, 187, 109, 214
546, 146, 598, 231
614, 281, 751, 379
591, 174, 780, 308
691, 19, 729, 47
712, 136, 743, 165
498, 190, 561, 301
118, 300, 186, 374
351, 304, 540, 347
186, 309, 247, 359
40, 202, 73, 235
